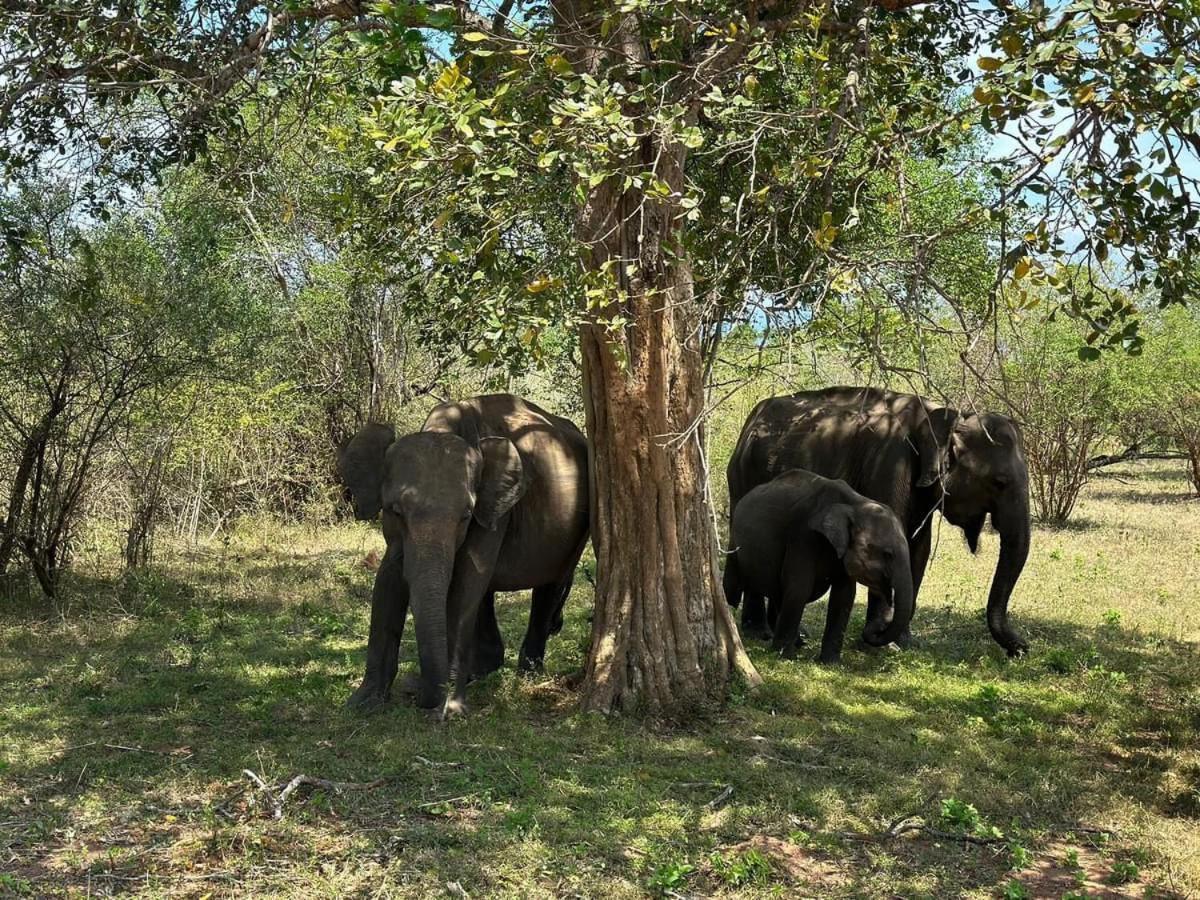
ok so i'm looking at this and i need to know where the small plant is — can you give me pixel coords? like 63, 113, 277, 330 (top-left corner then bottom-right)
973, 684, 1004, 718
709, 848, 773, 887
1102, 609, 1122, 627
1008, 841, 1033, 870
1062, 847, 1087, 885
646, 859, 694, 895
1000, 879, 1030, 899
0, 873, 33, 895
940, 797, 982, 833
1108, 859, 1139, 885
1043, 645, 1101, 675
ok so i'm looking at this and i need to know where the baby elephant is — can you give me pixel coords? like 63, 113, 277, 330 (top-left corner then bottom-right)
724, 469, 915, 664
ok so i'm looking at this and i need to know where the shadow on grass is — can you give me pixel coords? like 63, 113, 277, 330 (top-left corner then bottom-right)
1092, 462, 1195, 484
1, 553, 1197, 897
1088, 488, 1199, 505
1033, 516, 1105, 533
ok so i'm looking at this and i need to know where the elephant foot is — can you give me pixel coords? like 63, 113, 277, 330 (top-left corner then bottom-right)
403, 676, 443, 710
346, 680, 389, 711
441, 696, 468, 721
1003, 636, 1029, 658
517, 642, 546, 674
817, 651, 843, 666
517, 656, 545, 675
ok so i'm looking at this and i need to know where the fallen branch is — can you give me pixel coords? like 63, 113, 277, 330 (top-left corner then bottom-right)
881, 815, 1115, 847
274, 775, 388, 817
1087, 446, 1188, 470
705, 785, 734, 809
888, 817, 1008, 846
239, 770, 389, 819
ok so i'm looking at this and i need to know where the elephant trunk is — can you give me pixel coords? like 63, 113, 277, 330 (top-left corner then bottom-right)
863, 557, 915, 647
405, 537, 455, 708
987, 489, 1031, 657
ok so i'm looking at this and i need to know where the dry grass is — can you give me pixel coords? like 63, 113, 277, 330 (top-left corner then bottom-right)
1, 460, 1198, 898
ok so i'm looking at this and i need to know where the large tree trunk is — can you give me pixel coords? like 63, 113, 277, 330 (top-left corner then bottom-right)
574, 138, 759, 714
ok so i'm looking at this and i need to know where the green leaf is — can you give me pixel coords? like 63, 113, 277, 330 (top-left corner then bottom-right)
462, 32, 489, 42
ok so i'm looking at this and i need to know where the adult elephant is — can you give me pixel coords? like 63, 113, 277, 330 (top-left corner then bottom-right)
726, 387, 1030, 657
337, 394, 589, 713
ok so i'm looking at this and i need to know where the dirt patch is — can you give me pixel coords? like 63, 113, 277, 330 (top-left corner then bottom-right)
1008, 840, 1179, 899
721, 835, 850, 889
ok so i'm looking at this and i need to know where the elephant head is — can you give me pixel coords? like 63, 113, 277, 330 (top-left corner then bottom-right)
812, 500, 914, 647
337, 423, 396, 521
919, 408, 1031, 656
378, 431, 527, 707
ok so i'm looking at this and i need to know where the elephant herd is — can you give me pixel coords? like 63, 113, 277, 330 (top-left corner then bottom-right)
336, 388, 1032, 717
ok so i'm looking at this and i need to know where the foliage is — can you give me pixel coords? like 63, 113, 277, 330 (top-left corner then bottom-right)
708, 847, 774, 887
998, 314, 1119, 522
1110, 307, 1200, 493
0, 179, 264, 593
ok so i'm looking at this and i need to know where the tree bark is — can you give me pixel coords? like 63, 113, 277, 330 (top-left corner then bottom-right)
573, 124, 759, 714
0, 413, 53, 576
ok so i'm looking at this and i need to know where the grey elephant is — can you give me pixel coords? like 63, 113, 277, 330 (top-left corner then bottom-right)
337, 394, 589, 715
724, 469, 914, 663
727, 387, 1030, 656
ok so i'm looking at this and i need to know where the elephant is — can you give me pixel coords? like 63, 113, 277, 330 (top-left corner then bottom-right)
336, 394, 589, 715
724, 469, 915, 664
726, 387, 1030, 656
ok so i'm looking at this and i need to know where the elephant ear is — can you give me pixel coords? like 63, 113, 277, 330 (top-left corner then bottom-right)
913, 407, 960, 488
337, 423, 396, 520
811, 503, 853, 559
474, 437, 527, 530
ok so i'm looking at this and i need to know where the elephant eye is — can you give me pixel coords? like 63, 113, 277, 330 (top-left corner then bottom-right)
992, 474, 1010, 490
460, 509, 473, 522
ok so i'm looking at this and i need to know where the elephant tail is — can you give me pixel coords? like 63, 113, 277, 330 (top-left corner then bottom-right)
722, 549, 743, 608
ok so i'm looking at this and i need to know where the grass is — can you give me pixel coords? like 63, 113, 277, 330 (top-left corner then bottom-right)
2, 460, 1199, 897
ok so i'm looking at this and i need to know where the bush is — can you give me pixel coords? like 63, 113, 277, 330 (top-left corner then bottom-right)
1001, 317, 1117, 523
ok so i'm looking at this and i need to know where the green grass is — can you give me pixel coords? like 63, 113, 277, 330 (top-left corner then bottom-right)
2, 460, 1199, 897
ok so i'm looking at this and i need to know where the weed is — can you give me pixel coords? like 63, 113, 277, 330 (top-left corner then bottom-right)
939, 797, 981, 833
1108, 859, 1139, 885
709, 848, 773, 887
646, 859, 694, 895
1008, 841, 1033, 870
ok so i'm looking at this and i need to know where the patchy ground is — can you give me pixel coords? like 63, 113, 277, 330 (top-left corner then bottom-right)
2, 461, 1199, 897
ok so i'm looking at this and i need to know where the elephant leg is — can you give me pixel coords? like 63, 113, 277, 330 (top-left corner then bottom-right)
472, 592, 505, 679
518, 582, 563, 673
898, 524, 932, 649
741, 591, 771, 640
864, 524, 930, 648
819, 577, 856, 665
771, 552, 815, 659
443, 528, 506, 719
347, 545, 408, 709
